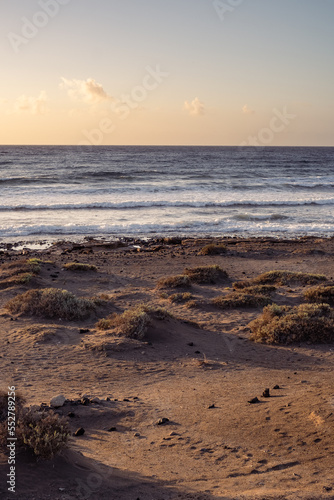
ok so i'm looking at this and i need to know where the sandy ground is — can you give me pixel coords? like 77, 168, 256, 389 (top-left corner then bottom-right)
0, 236, 333, 500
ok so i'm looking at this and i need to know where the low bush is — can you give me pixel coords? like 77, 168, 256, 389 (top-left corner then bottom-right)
168, 292, 193, 303
184, 265, 228, 284
64, 262, 97, 272
5, 288, 96, 320
198, 243, 227, 256
0, 393, 70, 460
232, 284, 276, 295
157, 275, 191, 289
249, 303, 334, 344
304, 285, 334, 305
212, 291, 272, 309
96, 303, 171, 340
235, 270, 326, 288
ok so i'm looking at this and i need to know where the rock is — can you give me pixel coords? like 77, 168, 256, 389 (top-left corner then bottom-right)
107, 427, 117, 432
79, 329, 90, 334
91, 397, 101, 404
248, 397, 260, 404
273, 385, 280, 390
262, 388, 270, 398
50, 395, 66, 408
156, 417, 169, 426
187, 342, 194, 346
134, 432, 140, 437
74, 427, 85, 437
81, 397, 90, 406
68, 412, 76, 418
208, 404, 216, 409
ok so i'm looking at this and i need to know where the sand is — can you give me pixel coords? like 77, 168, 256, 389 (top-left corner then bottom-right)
0, 236, 333, 500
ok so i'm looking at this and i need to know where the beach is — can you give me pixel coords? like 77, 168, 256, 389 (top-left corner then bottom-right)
0, 235, 333, 499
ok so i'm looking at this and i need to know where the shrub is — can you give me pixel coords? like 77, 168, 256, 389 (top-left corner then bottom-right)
168, 292, 193, 303
212, 291, 272, 309
26, 258, 42, 274
157, 275, 191, 289
304, 286, 334, 305
198, 243, 227, 256
232, 284, 276, 295
249, 303, 334, 344
5, 288, 96, 320
0, 393, 69, 460
96, 303, 171, 340
235, 270, 326, 288
64, 263, 97, 272
184, 265, 228, 284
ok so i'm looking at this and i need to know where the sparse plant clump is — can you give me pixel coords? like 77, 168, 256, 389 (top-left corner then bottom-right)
5, 288, 96, 320
157, 275, 191, 289
232, 284, 276, 295
304, 286, 334, 305
198, 243, 227, 256
184, 265, 228, 284
64, 262, 97, 272
168, 292, 193, 303
0, 393, 70, 460
249, 303, 334, 344
96, 303, 171, 340
26, 258, 42, 274
212, 291, 272, 309
235, 270, 326, 289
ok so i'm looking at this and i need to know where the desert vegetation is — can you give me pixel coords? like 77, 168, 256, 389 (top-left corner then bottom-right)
5, 288, 96, 320
249, 302, 334, 344
198, 243, 227, 255
184, 265, 228, 284
234, 270, 327, 288
304, 285, 334, 305
64, 262, 97, 272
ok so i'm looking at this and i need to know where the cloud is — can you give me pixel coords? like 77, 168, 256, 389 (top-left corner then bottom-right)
13, 91, 48, 115
242, 104, 255, 115
184, 97, 205, 116
60, 77, 112, 104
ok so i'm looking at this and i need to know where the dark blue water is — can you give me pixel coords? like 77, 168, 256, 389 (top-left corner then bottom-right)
0, 146, 334, 241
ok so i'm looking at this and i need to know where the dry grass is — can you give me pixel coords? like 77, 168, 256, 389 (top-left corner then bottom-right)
184, 265, 228, 284
96, 303, 171, 340
168, 292, 193, 303
232, 284, 276, 295
212, 291, 273, 309
198, 243, 227, 256
5, 288, 96, 320
304, 285, 334, 305
157, 274, 191, 289
249, 303, 334, 344
64, 262, 97, 272
234, 270, 327, 288
0, 392, 70, 460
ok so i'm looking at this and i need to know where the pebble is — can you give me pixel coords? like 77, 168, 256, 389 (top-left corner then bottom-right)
50, 395, 66, 408
248, 397, 260, 404
156, 417, 169, 426
74, 427, 85, 437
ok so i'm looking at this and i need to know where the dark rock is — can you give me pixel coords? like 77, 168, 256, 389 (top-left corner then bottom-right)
194, 350, 201, 354
248, 397, 260, 404
81, 397, 90, 406
74, 427, 85, 437
68, 412, 76, 418
79, 329, 90, 334
156, 417, 169, 426
187, 342, 194, 346
262, 388, 270, 398
107, 427, 117, 432
273, 385, 280, 390
208, 404, 216, 409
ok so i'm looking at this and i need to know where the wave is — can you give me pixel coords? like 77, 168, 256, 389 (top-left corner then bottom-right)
1, 198, 334, 211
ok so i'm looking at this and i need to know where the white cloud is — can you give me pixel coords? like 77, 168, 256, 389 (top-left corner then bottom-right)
60, 77, 112, 104
13, 91, 48, 115
184, 97, 205, 116
242, 104, 255, 115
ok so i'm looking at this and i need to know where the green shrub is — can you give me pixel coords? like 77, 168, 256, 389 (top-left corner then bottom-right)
304, 285, 334, 305
184, 265, 228, 284
249, 303, 334, 344
6, 288, 96, 320
157, 275, 191, 289
64, 262, 97, 272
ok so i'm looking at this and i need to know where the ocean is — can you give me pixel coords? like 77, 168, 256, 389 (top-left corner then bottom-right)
0, 145, 334, 243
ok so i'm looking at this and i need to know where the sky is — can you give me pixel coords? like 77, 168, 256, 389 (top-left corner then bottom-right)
0, 0, 333, 146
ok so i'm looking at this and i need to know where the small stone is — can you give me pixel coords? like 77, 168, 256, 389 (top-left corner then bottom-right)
107, 427, 117, 432
248, 397, 260, 404
195, 350, 201, 354
156, 417, 169, 426
50, 395, 66, 408
81, 397, 90, 406
74, 427, 85, 437
208, 404, 216, 409
68, 412, 76, 418
91, 397, 101, 404
262, 388, 270, 398
79, 328, 90, 334
134, 432, 140, 437
273, 385, 280, 390
187, 342, 194, 346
